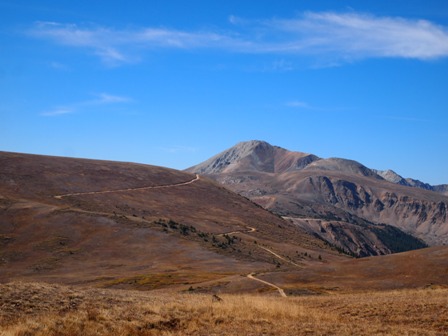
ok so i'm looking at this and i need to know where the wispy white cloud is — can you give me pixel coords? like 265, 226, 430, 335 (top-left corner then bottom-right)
267, 12, 448, 60
41, 108, 73, 117
285, 100, 353, 113
40, 93, 132, 117
286, 101, 310, 108
29, 12, 448, 65
91, 93, 132, 104
49, 61, 70, 71
270, 59, 295, 71
29, 22, 249, 65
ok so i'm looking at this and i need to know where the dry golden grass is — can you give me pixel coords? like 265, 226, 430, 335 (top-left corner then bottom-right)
1, 282, 447, 335
101, 272, 233, 290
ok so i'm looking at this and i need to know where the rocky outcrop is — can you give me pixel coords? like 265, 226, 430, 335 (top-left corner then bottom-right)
292, 176, 448, 245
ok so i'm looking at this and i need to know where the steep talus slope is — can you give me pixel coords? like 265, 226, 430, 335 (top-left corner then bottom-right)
0, 151, 337, 288
187, 141, 447, 256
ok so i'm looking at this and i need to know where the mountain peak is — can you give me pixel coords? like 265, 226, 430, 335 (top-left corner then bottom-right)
186, 140, 278, 174
186, 140, 316, 174
236, 139, 271, 146
232, 139, 276, 153
373, 169, 405, 184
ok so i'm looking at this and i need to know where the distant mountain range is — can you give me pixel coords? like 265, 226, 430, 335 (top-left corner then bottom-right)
188, 140, 447, 194
372, 169, 448, 194
187, 140, 448, 256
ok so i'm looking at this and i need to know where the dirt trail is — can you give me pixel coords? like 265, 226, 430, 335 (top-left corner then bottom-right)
54, 174, 200, 199
247, 273, 287, 297
257, 246, 302, 268
284, 216, 349, 226
217, 226, 256, 237
215, 222, 295, 297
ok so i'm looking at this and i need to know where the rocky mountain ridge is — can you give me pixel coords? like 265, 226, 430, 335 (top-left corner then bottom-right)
190, 140, 447, 193
187, 140, 447, 256
373, 169, 448, 194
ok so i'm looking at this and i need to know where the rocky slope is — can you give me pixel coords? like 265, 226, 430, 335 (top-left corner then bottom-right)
187, 141, 447, 256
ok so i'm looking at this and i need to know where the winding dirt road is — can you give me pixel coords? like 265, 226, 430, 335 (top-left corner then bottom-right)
257, 245, 302, 268
215, 226, 295, 297
54, 174, 200, 199
247, 273, 287, 297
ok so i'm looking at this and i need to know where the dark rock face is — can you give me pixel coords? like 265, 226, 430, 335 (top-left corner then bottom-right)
295, 175, 447, 245
187, 141, 448, 256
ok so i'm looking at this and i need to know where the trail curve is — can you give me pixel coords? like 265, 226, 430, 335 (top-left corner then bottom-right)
247, 273, 287, 297
217, 226, 256, 237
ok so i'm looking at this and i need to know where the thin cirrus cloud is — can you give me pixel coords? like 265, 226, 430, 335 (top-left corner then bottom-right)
29, 11, 448, 65
92, 93, 131, 104
285, 100, 332, 112
267, 12, 448, 60
285, 100, 354, 113
41, 108, 73, 117
40, 93, 132, 117
30, 21, 250, 65
286, 101, 310, 108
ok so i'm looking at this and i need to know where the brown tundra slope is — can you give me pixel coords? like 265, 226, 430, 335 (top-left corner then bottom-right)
187, 140, 447, 256
0, 151, 340, 290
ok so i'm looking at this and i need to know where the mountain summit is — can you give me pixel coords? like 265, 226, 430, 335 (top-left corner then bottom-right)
188, 140, 324, 175
187, 140, 280, 174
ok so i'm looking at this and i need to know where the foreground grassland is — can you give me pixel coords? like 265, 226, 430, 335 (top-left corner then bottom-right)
0, 282, 447, 336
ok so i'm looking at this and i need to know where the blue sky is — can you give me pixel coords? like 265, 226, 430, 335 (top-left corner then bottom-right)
1, 1, 447, 184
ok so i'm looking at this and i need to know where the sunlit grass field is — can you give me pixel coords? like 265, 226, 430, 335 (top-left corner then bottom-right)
1, 282, 447, 335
